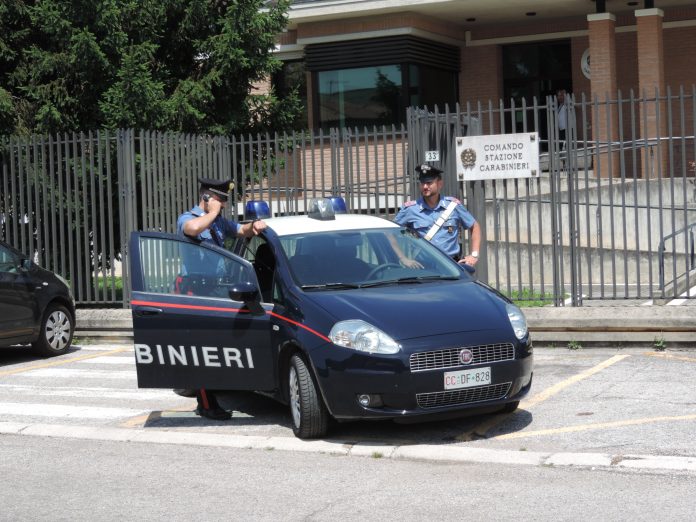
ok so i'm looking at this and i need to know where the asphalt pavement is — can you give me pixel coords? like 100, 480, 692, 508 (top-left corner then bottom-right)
3, 301, 694, 479
2, 345, 696, 475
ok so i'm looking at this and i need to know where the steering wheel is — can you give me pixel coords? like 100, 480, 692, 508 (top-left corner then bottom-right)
365, 263, 402, 280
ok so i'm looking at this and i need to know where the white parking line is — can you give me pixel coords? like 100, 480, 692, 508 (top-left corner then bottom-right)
0, 403, 145, 419
22, 368, 136, 380
74, 344, 133, 352
0, 384, 180, 401
76, 356, 135, 365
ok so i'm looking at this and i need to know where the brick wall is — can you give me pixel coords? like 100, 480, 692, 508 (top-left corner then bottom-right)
460, 45, 502, 111
664, 26, 696, 92
250, 135, 410, 211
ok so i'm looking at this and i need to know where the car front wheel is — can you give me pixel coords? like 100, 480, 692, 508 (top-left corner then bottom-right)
288, 354, 329, 439
32, 303, 74, 357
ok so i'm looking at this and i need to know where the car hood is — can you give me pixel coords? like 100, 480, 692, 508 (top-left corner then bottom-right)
303, 280, 511, 341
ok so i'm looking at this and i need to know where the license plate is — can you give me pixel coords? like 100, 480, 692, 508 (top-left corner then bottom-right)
444, 367, 492, 390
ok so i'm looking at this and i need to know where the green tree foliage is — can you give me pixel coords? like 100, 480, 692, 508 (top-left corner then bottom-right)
0, 0, 300, 136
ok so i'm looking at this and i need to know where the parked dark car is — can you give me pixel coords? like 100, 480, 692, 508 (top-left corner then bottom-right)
0, 240, 75, 356
129, 198, 533, 439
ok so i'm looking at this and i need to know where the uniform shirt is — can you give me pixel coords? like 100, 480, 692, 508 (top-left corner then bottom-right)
394, 196, 476, 257
557, 102, 567, 132
176, 206, 241, 277
176, 205, 241, 246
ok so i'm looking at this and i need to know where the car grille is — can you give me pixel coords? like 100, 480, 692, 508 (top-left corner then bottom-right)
416, 382, 512, 409
409, 343, 515, 372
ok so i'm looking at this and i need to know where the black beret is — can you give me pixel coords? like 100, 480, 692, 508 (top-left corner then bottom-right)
415, 163, 443, 181
199, 177, 234, 198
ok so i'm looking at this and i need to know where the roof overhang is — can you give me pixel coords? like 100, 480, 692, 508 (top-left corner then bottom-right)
287, 0, 694, 28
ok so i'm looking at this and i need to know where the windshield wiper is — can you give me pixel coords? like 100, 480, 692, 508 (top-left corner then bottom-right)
301, 282, 361, 290
359, 275, 459, 288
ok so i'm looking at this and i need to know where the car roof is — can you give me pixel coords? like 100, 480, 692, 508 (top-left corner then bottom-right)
265, 213, 399, 237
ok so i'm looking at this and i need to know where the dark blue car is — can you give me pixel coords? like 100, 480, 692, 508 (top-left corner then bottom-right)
129, 200, 533, 438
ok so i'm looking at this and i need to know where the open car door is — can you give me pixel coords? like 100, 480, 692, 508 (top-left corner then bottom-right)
129, 232, 274, 391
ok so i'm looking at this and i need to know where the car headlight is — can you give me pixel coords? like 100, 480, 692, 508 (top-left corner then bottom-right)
329, 320, 401, 354
506, 302, 528, 340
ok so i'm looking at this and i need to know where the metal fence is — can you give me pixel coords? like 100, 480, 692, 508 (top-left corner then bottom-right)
1, 88, 694, 307
408, 87, 696, 304
1, 126, 410, 306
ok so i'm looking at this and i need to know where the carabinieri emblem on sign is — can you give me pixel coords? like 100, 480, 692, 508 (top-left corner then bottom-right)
460, 148, 476, 169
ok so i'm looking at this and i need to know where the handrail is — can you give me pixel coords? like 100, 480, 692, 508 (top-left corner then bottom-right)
658, 222, 696, 290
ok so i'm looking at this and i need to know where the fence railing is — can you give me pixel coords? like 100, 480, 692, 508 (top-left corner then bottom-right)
1, 126, 409, 306
407, 89, 696, 304
2, 89, 695, 306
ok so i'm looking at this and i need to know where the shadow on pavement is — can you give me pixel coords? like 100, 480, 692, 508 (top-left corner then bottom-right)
140, 388, 535, 445
0, 345, 82, 367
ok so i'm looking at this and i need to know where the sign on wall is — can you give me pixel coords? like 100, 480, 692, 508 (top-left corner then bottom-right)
455, 132, 539, 181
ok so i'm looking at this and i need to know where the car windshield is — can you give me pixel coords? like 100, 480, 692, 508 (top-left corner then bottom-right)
278, 227, 470, 289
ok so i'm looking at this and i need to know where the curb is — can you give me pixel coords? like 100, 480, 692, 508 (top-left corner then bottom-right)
75, 306, 696, 347
2, 421, 695, 473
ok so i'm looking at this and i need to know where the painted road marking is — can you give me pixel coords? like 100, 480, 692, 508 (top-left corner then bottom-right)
120, 404, 195, 428
0, 402, 145, 420
76, 356, 135, 365
0, 347, 130, 377
0, 384, 180, 401
75, 344, 133, 352
20, 368, 135, 380
522, 354, 630, 409
456, 354, 630, 441
643, 352, 696, 363
493, 414, 696, 440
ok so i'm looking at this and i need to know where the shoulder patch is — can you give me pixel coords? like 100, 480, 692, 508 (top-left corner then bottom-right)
444, 196, 461, 204
403, 200, 417, 207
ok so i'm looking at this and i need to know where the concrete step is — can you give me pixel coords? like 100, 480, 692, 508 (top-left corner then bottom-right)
75, 306, 696, 348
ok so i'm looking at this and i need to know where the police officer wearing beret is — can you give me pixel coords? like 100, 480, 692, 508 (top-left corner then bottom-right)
394, 164, 481, 267
176, 177, 267, 420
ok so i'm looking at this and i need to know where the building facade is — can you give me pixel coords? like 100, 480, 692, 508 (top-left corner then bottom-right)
273, 0, 696, 132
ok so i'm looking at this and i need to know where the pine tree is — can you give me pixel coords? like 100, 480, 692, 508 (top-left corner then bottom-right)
0, 0, 300, 135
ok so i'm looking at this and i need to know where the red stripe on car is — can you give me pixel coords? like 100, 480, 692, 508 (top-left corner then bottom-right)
130, 299, 331, 343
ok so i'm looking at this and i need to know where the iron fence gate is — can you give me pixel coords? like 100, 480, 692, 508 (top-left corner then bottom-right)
2, 89, 694, 307
407, 88, 696, 305
1, 126, 410, 306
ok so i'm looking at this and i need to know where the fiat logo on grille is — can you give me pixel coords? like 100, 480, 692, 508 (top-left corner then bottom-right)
459, 348, 474, 365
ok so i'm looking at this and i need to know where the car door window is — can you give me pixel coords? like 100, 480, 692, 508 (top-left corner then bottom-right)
0, 245, 19, 274
138, 236, 253, 298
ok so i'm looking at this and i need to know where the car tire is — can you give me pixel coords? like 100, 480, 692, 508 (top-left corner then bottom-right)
32, 303, 74, 357
288, 354, 329, 439
501, 400, 520, 414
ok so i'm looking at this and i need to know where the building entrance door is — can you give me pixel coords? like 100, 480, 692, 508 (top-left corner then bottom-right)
502, 40, 572, 150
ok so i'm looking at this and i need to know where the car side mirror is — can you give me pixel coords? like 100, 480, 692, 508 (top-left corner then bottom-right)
228, 281, 265, 316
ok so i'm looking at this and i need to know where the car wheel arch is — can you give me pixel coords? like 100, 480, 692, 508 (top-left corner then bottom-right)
277, 341, 335, 417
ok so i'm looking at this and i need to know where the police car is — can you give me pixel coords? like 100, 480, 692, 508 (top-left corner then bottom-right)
129, 198, 533, 439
